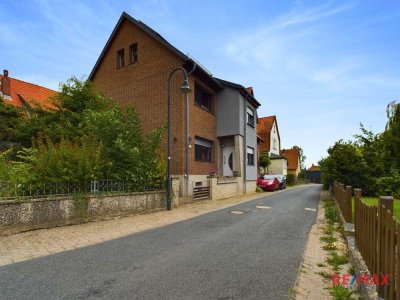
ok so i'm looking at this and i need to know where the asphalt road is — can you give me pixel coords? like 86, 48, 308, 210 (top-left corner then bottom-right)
0, 184, 321, 300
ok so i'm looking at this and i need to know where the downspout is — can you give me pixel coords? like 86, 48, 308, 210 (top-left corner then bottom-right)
185, 62, 196, 196
243, 95, 247, 195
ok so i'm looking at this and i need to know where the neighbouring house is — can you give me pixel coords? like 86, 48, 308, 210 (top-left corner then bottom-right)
257, 115, 287, 175
305, 164, 321, 183
88, 12, 261, 198
281, 147, 301, 177
215, 78, 261, 193
308, 164, 320, 171
0, 69, 56, 114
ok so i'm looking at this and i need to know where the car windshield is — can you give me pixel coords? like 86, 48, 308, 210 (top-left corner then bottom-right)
262, 175, 276, 180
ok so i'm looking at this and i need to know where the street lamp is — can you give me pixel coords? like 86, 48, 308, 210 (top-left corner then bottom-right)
167, 67, 191, 210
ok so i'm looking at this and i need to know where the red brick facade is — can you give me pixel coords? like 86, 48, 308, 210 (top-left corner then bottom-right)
90, 16, 218, 176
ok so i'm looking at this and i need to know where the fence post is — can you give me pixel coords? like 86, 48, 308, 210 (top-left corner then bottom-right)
345, 186, 352, 223
353, 188, 361, 244
332, 182, 337, 199
340, 183, 345, 212
377, 196, 394, 297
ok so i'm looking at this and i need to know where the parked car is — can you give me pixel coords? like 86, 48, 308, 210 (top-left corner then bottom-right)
257, 175, 280, 191
276, 175, 287, 190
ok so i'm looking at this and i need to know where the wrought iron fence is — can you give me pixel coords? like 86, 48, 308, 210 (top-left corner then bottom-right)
0, 179, 164, 200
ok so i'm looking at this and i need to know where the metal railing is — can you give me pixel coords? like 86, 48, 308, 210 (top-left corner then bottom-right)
0, 179, 164, 200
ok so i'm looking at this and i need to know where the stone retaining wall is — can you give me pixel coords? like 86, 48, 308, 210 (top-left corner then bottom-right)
0, 191, 166, 235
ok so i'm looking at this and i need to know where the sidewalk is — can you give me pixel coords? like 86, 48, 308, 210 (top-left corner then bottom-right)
0, 189, 289, 267
294, 192, 331, 299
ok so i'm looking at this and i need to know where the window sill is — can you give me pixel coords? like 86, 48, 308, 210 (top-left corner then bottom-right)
247, 122, 255, 128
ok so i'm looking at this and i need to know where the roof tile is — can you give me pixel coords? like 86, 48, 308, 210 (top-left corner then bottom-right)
0, 74, 57, 109
257, 116, 277, 153
281, 148, 300, 170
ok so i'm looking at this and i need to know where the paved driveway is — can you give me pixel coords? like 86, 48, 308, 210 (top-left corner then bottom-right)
0, 185, 321, 299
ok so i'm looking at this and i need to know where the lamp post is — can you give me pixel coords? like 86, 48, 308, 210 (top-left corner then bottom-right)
167, 67, 191, 210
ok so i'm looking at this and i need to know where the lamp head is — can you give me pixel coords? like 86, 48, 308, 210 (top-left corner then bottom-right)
180, 79, 191, 94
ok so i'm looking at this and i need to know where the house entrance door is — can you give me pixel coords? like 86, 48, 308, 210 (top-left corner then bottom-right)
223, 146, 234, 176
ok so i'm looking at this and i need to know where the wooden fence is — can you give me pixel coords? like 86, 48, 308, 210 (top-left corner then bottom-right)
333, 182, 399, 299
332, 182, 353, 223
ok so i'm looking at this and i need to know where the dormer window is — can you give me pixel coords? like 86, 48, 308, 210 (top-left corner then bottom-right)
129, 43, 138, 64
117, 49, 125, 69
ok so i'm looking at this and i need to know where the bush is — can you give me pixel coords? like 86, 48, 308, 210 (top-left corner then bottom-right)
0, 78, 165, 186
286, 174, 297, 185
374, 171, 400, 199
320, 140, 371, 193
17, 136, 104, 183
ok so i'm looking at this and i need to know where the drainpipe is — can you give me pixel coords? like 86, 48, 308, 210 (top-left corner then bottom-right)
243, 95, 247, 195
185, 62, 196, 196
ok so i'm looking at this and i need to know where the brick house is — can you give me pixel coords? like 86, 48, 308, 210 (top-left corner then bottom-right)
257, 115, 287, 175
0, 69, 56, 114
88, 12, 260, 197
281, 147, 301, 177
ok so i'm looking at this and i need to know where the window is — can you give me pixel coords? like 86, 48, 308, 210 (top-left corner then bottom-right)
273, 138, 277, 150
247, 147, 254, 165
129, 43, 138, 64
117, 49, 124, 69
195, 137, 213, 162
247, 107, 254, 127
195, 84, 213, 112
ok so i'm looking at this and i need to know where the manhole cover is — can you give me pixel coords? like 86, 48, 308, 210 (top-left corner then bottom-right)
229, 210, 245, 215
256, 205, 271, 209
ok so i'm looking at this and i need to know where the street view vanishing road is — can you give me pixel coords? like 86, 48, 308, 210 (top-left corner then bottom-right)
0, 185, 321, 300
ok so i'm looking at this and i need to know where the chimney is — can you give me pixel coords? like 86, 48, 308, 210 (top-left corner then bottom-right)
1, 69, 11, 96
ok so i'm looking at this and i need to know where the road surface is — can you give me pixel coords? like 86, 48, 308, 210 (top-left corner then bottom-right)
0, 185, 321, 299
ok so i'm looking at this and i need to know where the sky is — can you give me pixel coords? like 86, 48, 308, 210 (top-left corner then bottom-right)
1, 0, 400, 167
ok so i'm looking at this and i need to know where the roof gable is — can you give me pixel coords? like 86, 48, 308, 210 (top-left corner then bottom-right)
214, 78, 261, 107
88, 12, 223, 91
257, 115, 280, 152
281, 148, 300, 170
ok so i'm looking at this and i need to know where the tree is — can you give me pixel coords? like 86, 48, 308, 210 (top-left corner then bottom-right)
319, 140, 370, 192
83, 106, 164, 181
0, 77, 165, 185
0, 98, 24, 151
293, 145, 306, 169
354, 123, 385, 177
259, 153, 271, 174
381, 101, 400, 171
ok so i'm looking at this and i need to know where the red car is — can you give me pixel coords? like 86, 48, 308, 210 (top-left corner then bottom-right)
257, 175, 280, 191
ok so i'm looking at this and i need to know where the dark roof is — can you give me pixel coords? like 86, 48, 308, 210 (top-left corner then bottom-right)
214, 78, 261, 108
88, 12, 223, 91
